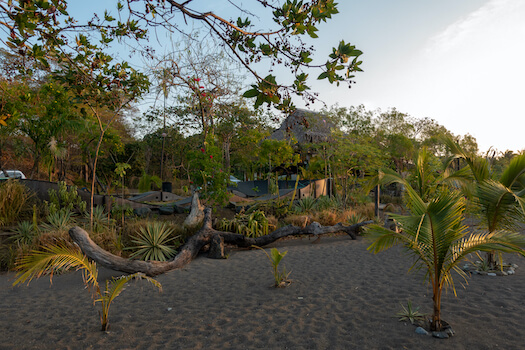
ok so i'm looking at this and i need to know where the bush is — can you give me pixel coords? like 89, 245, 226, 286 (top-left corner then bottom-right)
0, 180, 33, 227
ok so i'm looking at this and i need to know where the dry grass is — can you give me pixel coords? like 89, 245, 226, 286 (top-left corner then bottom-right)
0, 180, 33, 227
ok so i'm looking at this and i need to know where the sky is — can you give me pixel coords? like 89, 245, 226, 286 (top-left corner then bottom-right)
300, 0, 525, 154
71, 0, 524, 154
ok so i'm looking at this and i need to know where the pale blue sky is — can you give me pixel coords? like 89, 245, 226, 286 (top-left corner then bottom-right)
72, 0, 524, 153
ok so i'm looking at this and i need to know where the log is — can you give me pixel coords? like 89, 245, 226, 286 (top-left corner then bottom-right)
69, 209, 372, 276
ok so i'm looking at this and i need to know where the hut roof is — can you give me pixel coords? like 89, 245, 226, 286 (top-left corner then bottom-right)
269, 108, 335, 144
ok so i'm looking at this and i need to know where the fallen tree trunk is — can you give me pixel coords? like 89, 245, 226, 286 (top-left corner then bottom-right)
69, 208, 372, 276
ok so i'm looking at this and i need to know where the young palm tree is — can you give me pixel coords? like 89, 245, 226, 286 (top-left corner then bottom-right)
443, 137, 525, 268
13, 240, 162, 331
366, 174, 525, 332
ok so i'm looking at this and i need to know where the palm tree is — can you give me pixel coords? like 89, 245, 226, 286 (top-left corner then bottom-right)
443, 137, 525, 268
13, 240, 162, 331
367, 161, 525, 332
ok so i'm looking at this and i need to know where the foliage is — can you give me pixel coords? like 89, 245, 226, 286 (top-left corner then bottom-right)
13, 240, 161, 331
138, 172, 162, 193
253, 246, 292, 288
40, 208, 75, 238
10, 221, 39, 246
46, 181, 86, 215
0, 179, 33, 226
128, 221, 179, 261
396, 300, 425, 324
295, 196, 317, 214
187, 136, 230, 206
84, 206, 114, 234
217, 210, 271, 238
365, 175, 525, 331
443, 137, 525, 269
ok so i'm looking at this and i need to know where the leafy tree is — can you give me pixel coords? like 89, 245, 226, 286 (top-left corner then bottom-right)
0, 0, 363, 111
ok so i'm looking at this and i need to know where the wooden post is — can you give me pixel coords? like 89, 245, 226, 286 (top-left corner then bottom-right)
374, 184, 380, 218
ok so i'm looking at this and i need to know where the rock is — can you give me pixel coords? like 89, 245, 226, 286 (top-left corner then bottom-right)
432, 331, 449, 339
133, 207, 152, 217
507, 269, 515, 275
511, 264, 518, 268
415, 327, 429, 335
159, 206, 175, 215
174, 205, 187, 214
496, 270, 508, 276
487, 272, 497, 276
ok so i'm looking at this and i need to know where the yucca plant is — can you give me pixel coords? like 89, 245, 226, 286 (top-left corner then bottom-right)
366, 178, 525, 332
13, 240, 162, 331
128, 221, 179, 261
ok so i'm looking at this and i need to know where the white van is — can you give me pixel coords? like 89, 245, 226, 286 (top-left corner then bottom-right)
0, 170, 26, 179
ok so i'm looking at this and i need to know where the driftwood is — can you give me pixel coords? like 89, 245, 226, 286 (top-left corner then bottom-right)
69, 208, 372, 276
182, 192, 204, 227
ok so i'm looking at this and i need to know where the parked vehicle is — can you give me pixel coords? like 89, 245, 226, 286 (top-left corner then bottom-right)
0, 170, 26, 179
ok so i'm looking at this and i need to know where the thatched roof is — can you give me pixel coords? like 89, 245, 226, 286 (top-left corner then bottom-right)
269, 108, 335, 144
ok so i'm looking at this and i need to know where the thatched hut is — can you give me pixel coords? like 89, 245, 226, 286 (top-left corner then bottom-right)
269, 108, 335, 144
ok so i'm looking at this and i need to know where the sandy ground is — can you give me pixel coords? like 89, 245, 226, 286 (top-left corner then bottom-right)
1, 235, 524, 350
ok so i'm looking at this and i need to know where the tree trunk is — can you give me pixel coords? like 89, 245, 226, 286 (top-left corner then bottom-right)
69, 209, 371, 276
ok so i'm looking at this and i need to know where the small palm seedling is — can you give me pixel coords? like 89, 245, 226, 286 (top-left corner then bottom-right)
128, 221, 179, 261
253, 246, 292, 287
396, 300, 425, 324
13, 240, 162, 331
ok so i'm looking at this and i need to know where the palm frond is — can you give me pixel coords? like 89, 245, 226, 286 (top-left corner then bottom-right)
499, 153, 525, 190
13, 240, 98, 288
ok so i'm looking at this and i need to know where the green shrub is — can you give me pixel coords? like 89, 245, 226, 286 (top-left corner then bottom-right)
217, 210, 270, 238
46, 181, 86, 215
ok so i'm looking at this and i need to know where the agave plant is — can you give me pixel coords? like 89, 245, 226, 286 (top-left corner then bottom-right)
40, 208, 75, 236
10, 221, 39, 246
85, 206, 114, 233
128, 221, 179, 261
295, 196, 316, 214
13, 240, 162, 331
366, 176, 525, 332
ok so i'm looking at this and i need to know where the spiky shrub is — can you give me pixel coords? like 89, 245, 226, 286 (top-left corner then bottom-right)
10, 221, 39, 246
294, 196, 316, 214
13, 240, 162, 331
128, 221, 179, 261
0, 179, 32, 226
40, 208, 75, 239
85, 206, 115, 233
